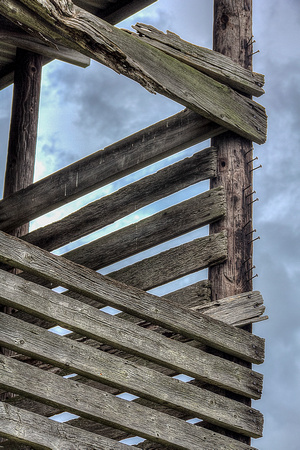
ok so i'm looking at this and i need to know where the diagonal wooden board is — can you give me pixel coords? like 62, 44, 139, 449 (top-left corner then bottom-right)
0, 0, 267, 143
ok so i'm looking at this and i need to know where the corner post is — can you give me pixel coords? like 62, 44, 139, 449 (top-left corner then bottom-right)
1, 49, 42, 399
209, 0, 254, 301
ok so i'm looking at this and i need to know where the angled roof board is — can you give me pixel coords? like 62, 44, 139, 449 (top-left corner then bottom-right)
0, 0, 157, 90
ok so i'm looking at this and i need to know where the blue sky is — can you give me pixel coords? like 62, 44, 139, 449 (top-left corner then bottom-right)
0, 0, 300, 448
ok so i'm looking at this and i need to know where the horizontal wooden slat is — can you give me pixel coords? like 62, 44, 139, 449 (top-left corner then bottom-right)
0, 313, 263, 437
0, 356, 258, 450
0, 402, 128, 449
0, 0, 267, 143
62, 186, 226, 271
0, 267, 263, 398
132, 23, 265, 97
23, 147, 217, 252
109, 234, 227, 290
0, 230, 265, 366
0, 109, 225, 233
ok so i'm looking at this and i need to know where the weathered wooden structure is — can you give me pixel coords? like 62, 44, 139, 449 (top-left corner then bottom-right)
0, 0, 267, 448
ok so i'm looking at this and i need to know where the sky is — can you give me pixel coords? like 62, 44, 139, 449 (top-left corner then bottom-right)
0, 0, 300, 448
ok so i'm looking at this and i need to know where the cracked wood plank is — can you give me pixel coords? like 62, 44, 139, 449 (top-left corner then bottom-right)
0, 0, 267, 143
131, 23, 265, 97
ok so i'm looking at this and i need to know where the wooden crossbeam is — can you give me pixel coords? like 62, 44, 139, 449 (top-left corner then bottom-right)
0, 110, 224, 233
0, 313, 263, 437
0, 356, 258, 450
0, 0, 267, 143
0, 230, 264, 366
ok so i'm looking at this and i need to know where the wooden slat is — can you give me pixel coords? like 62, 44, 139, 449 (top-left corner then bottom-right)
0, 110, 225, 233
0, 402, 128, 449
0, 267, 263, 398
0, 230, 265, 366
132, 23, 265, 97
61, 186, 226, 271
0, 0, 267, 143
23, 147, 217, 251
0, 356, 258, 450
109, 234, 227, 291
0, 313, 263, 437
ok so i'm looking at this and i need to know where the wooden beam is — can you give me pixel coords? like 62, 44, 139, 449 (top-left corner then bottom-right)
0, 231, 265, 366
0, 356, 258, 450
209, 0, 256, 301
209, 1, 258, 445
0, 314, 263, 437
0, 110, 225, 233
0, 0, 267, 143
0, 47, 43, 388
131, 23, 265, 97
22, 147, 218, 251
0, 402, 128, 449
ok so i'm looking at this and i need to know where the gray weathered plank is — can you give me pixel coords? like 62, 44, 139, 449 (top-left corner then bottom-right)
109, 234, 226, 290
0, 0, 267, 143
0, 402, 128, 449
61, 186, 226, 270
0, 267, 263, 398
0, 230, 265, 365
23, 147, 217, 251
0, 355, 258, 450
0, 109, 224, 233
0, 313, 263, 437
131, 23, 265, 97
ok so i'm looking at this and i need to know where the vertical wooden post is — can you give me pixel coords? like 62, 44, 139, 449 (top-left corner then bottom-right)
0, 48, 42, 405
208, 1, 254, 445
209, 0, 254, 301
3, 48, 43, 236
